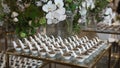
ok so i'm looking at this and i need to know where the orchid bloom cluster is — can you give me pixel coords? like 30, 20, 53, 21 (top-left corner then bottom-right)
78, 0, 95, 24
42, 0, 66, 24
102, 6, 113, 26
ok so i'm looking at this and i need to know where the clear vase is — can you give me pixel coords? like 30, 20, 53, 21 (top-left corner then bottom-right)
46, 11, 74, 38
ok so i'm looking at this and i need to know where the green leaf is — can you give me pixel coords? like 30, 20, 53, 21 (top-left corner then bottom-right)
39, 17, 46, 25
66, 0, 72, 3
24, 4, 42, 19
70, 4, 77, 12
20, 32, 27, 38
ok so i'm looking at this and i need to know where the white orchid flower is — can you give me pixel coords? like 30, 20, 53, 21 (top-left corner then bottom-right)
104, 7, 112, 15
79, 8, 87, 15
54, 0, 64, 8
11, 12, 19, 18
36, 1, 42, 7
55, 7, 65, 15
13, 17, 19, 22
91, 3, 95, 9
52, 19, 59, 24
53, 11, 60, 19
81, 1, 86, 8
58, 15, 66, 21
46, 12, 54, 19
42, 1, 56, 12
47, 19, 52, 24
86, 1, 91, 8
86, 0, 94, 9
53, 8, 66, 20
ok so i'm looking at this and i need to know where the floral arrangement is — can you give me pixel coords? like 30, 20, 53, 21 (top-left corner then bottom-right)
42, 0, 66, 24
0, 0, 110, 38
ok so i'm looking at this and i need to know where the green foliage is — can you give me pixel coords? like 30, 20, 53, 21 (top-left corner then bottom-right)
0, 0, 4, 20
87, 0, 109, 23
94, 0, 108, 13
24, 4, 43, 20
4, 0, 46, 38
66, 0, 72, 3
73, 23, 81, 34
73, 11, 81, 33
39, 17, 46, 26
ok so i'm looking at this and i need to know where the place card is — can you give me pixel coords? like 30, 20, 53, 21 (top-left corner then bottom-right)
75, 41, 80, 46
56, 42, 61, 47
75, 35, 79, 40
71, 36, 76, 41
64, 39, 69, 44
72, 42, 76, 48
58, 36, 63, 42
27, 42, 33, 50
34, 43, 41, 51
68, 43, 73, 50
61, 42, 65, 47
51, 35, 55, 40
71, 51, 77, 57
90, 40, 94, 46
50, 44, 56, 50
42, 43, 50, 52
95, 37, 100, 42
85, 43, 90, 50
56, 38, 60, 43
82, 37, 87, 43
59, 49, 64, 55
38, 33, 42, 38
79, 39, 83, 44
87, 42, 92, 48
85, 36, 89, 41
64, 46, 70, 52
24, 38, 30, 44
30, 36, 37, 44
81, 45, 86, 52
77, 48, 82, 54
18, 39, 25, 49
93, 38, 97, 44
12, 41, 18, 48
68, 37, 72, 42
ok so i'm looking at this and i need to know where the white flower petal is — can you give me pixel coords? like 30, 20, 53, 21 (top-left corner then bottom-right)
54, 0, 64, 8
82, 2, 86, 8
87, 2, 91, 8
52, 19, 59, 24
79, 8, 87, 15
58, 15, 66, 21
42, 4, 49, 12
91, 4, 95, 9
47, 19, 53, 24
56, 8, 65, 15
42, 1, 56, 12
53, 11, 60, 19
46, 12, 54, 19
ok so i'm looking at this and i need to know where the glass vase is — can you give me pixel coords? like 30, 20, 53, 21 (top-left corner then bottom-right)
46, 11, 74, 38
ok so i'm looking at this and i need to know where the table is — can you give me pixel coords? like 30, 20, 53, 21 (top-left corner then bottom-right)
81, 27, 120, 68
82, 28, 120, 35
6, 44, 112, 68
